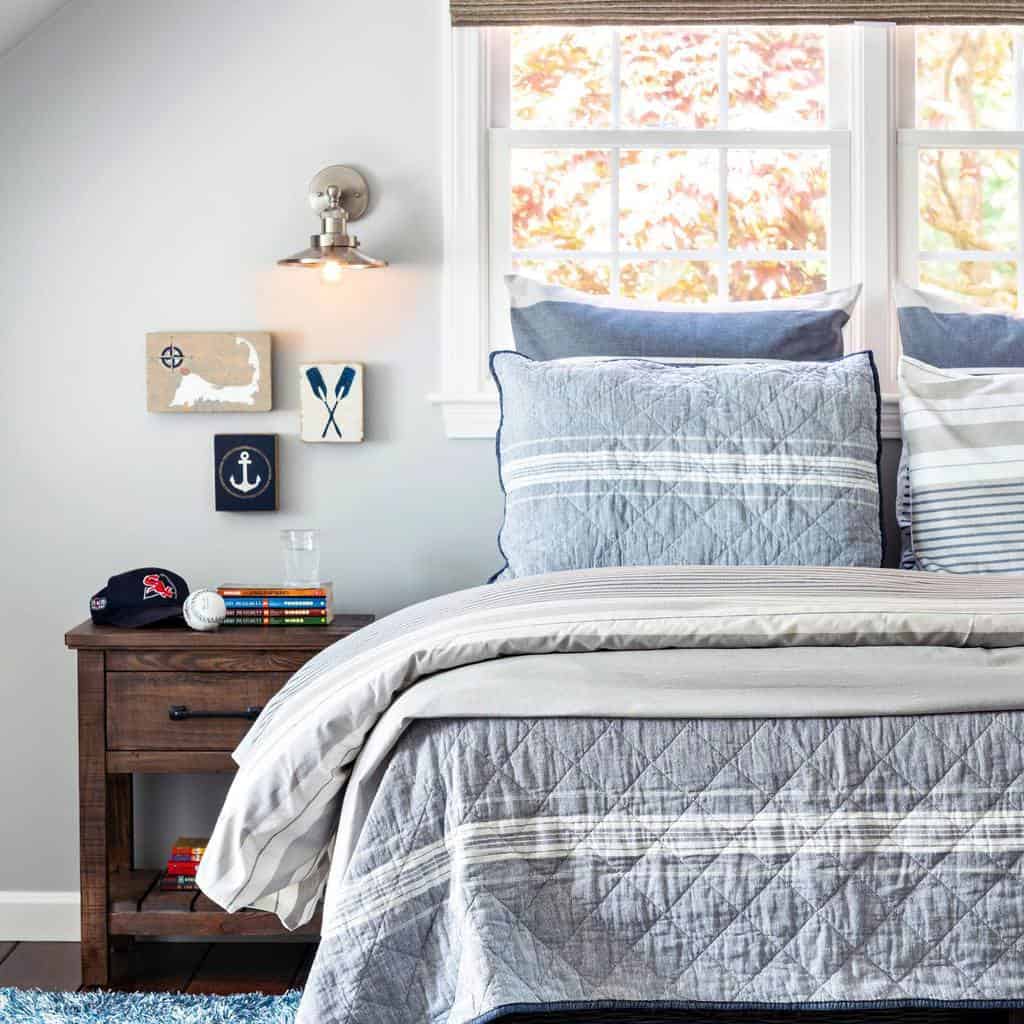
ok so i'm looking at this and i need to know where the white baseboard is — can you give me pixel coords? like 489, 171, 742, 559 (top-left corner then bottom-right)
0, 891, 80, 941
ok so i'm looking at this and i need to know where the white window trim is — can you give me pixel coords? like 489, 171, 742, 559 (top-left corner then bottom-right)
432, 20, 905, 439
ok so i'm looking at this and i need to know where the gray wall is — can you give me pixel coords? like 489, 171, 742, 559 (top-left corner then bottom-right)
0, 0, 904, 895
0, 0, 503, 893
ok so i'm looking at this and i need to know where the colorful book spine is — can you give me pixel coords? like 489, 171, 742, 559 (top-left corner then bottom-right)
224, 597, 327, 609
225, 607, 326, 618
159, 875, 198, 891
165, 861, 199, 877
224, 617, 329, 626
170, 837, 208, 860
219, 587, 328, 597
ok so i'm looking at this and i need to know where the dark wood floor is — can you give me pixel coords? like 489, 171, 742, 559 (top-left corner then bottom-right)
0, 940, 315, 992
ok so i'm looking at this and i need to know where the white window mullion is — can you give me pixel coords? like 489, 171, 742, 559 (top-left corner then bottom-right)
610, 30, 622, 297
488, 130, 513, 357
1014, 28, 1024, 132
610, 147, 621, 297
718, 29, 730, 129
718, 28, 731, 301
717, 147, 730, 302
1018, 29, 1024, 313
850, 22, 900, 433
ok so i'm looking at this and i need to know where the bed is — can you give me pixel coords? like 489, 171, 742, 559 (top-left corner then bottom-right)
200, 280, 1024, 1023
198, 566, 1024, 1024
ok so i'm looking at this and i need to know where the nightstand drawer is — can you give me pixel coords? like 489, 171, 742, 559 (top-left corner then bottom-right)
106, 650, 312, 673
107, 672, 290, 750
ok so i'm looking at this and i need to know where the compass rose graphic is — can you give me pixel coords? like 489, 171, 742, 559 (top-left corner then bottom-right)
160, 344, 184, 370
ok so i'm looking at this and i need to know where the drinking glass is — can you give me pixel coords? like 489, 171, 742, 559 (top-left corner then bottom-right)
281, 529, 321, 585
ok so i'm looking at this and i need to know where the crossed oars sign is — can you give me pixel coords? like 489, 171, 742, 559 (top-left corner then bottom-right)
306, 366, 356, 439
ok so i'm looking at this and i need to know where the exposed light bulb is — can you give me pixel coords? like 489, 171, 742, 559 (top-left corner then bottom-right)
320, 258, 344, 285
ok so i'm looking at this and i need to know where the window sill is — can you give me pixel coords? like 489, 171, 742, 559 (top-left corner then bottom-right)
428, 392, 500, 439
431, 392, 903, 442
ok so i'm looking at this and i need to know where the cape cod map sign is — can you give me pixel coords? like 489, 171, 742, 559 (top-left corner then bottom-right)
147, 332, 272, 412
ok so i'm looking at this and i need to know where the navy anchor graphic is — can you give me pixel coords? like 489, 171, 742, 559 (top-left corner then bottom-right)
306, 366, 356, 439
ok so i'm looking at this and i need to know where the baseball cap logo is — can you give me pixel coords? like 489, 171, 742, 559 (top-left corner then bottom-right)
142, 573, 177, 601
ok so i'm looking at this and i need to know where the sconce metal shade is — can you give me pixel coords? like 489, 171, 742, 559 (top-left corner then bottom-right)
277, 245, 387, 269
278, 165, 387, 271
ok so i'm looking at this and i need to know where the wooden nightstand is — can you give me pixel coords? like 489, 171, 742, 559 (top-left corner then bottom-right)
64, 616, 373, 988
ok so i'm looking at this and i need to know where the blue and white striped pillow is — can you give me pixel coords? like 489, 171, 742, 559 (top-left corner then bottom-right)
900, 356, 1024, 574
895, 284, 1024, 569
492, 350, 883, 580
507, 275, 861, 362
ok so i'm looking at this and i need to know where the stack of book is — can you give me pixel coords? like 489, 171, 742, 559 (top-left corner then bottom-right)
159, 835, 207, 892
217, 583, 335, 626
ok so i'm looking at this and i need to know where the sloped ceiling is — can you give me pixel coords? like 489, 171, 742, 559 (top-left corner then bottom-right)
0, 0, 69, 59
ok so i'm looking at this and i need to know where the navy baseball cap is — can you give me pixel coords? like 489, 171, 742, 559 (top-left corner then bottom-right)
90, 568, 190, 628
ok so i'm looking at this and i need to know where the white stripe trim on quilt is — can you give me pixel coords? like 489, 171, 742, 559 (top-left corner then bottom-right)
503, 451, 878, 493
326, 810, 1024, 933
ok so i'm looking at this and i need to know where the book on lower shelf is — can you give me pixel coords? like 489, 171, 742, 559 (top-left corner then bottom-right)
159, 874, 199, 892
160, 835, 207, 891
217, 582, 334, 625
170, 835, 208, 861
165, 860, 199, 877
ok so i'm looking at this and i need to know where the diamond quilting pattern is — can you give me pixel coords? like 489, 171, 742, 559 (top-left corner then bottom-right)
300, 714, 1024, 1024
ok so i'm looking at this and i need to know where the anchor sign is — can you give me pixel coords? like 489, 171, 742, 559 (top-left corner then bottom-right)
229, 450, 261, 493
214, 436, 277, 510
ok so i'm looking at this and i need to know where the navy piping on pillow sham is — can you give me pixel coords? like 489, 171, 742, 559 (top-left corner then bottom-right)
867, 348, 886, 568
488, 349, 513, 584
487, 349, 886, 582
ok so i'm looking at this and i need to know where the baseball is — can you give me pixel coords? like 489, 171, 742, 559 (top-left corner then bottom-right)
183, 589, 227, 631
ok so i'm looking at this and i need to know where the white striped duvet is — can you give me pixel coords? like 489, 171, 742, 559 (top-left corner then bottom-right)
197, 565, 1024, 930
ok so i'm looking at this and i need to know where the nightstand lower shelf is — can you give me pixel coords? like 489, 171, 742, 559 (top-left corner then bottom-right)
109, 871, 320, 937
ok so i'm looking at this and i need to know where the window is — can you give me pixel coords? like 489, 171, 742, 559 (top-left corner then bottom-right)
488, 26, 850, 349
898, 27, 1024, 312
434, 22, 1022, 438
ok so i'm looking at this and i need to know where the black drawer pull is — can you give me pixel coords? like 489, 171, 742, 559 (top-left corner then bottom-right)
168, 704, 262, 722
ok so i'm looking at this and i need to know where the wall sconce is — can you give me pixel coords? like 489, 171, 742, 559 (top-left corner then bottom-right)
278, 165, 387, 284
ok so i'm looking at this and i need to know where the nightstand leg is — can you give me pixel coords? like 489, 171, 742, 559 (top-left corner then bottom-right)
77, 651, 109, 987
108, 774, 134, 955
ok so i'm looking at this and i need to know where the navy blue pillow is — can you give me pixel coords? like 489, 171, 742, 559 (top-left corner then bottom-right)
896, 284, 1024, 368
507, 275, 861, 362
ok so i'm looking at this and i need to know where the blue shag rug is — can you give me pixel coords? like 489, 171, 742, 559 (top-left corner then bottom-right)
0, 987, 300, 1022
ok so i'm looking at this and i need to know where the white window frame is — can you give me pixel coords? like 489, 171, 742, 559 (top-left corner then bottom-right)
432, 19, 902, 438
895, 26, 1024, 330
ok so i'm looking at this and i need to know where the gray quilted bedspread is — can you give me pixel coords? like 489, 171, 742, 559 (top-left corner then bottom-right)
300, 713, 1024, 1024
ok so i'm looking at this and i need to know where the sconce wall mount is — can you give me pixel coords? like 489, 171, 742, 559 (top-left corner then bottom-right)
278, 165, 387, 278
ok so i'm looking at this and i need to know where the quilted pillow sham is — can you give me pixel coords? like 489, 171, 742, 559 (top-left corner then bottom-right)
895, 285, 1024, 569
491, 351, 884, 580
507, 275, 861, 362
899, 356, 1024, 574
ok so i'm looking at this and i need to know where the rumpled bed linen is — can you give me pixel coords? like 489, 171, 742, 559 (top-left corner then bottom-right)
196, 566, 1024, 1020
